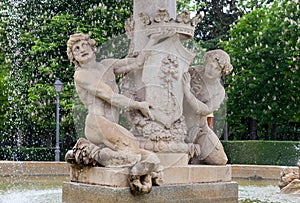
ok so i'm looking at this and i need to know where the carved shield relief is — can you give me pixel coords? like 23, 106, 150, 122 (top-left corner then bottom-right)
142, 35, 194, 128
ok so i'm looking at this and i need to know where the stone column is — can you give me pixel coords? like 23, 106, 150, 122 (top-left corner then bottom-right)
122, 0, 198, 155
132, 0, 176, 52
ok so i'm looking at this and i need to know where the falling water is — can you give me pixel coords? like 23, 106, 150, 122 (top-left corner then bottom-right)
0, 176, 68, 203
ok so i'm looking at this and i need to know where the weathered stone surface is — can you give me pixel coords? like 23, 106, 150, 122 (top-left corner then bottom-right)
163, 165, 231, 185
279, 162, 300, 194
132, 0, 176, 52
280, 179, 300, 194
62, 181, 238, 203
156, 153, 189, 167
69, 165, 130, 187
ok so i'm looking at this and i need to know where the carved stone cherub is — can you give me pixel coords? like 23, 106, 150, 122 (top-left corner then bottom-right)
183, 49, 233, 165
65, 33, 163, 195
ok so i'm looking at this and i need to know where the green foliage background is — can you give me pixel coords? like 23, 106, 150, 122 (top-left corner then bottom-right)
222, 140, 300, 166
0, 147, 68, 161
221, 0, 300, 140
0, 0, 299, 159
0, 1, 132, 150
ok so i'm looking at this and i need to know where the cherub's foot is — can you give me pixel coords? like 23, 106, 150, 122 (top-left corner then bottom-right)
69, 138, 101, 166
128, 174, 152, 195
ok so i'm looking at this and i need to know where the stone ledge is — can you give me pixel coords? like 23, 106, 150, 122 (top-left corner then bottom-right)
62, 181, 238, 203
70, 165, 130, 187
231, 164, 298, 180
1, 161, 296, 181
0, 161, 69, 176
69, 165, 232, 187
156, 153, 189, 166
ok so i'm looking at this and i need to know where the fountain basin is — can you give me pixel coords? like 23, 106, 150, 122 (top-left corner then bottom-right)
1, 161, 300, 202
0, 175, 68, 203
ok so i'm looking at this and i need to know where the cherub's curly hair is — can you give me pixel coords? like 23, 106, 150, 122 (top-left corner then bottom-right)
66, 33, 96, 67
203, 49, 233, 75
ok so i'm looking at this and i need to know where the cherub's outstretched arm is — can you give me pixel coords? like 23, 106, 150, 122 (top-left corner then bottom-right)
113, 53, 145, 74
113, 30, 177, 74
75, 69, 153, 119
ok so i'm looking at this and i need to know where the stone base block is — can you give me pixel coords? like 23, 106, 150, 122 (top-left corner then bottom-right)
69, 165, 130, 187
163, 165, 231, 185
69, 164, 232, 187
156, 153, 189, 166
62, 181, 238, 203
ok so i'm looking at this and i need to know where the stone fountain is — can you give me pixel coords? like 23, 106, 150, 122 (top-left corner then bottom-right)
62, 0, 238, 202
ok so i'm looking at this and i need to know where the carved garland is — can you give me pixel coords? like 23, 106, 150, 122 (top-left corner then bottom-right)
159, 55, 178, 116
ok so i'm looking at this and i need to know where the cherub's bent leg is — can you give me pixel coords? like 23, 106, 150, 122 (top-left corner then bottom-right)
84, 114, 164, 194
130, 149, 161, 175
85, 114, 140, 152
84, 114, 142, 166
65, 137, 141, 167
189, 125, 227, 165
203, 141, 227, 165
97, 147, 141, 167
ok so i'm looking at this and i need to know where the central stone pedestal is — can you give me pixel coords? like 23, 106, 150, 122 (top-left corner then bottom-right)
63, 181, 238, 203
62, 163, 238, 203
